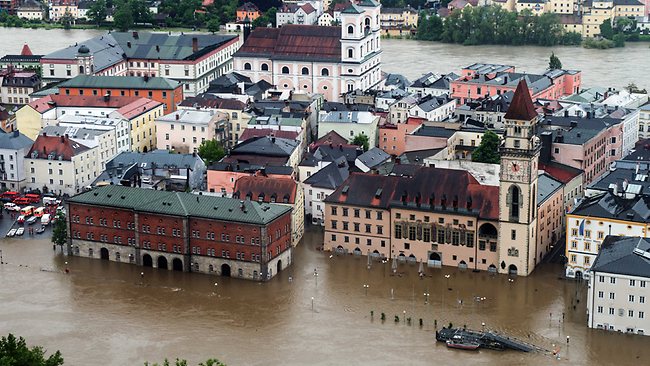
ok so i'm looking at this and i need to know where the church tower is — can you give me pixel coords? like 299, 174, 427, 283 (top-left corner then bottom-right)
339, 0, 382, 93
498, 80, 541, 276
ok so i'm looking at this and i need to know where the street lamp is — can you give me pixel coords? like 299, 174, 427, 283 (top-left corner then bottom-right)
64, 261, 69, 273
423, 292, 430, 304
445, 274, 451, 290
363, 284, 369, 296
311, 296, 314, 312
313, 268, 319, 286
403, 310, 406, 323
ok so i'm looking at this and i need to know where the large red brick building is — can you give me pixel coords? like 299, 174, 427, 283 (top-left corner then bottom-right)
66, 185, 293, 281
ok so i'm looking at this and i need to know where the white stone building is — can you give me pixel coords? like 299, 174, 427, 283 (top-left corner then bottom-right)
0, 130, 33, 190
587, 236, 650, 336
155, 109, 229, 153
318, 111, 379, 147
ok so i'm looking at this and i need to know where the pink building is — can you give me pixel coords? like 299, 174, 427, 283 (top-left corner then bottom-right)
206, 162, 294, 196
450, 64, 581, 104
379, 117, 425, 156
404, 124, 456, 153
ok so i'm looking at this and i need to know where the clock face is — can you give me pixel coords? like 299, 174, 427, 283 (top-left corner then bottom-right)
511, 162, 520, 172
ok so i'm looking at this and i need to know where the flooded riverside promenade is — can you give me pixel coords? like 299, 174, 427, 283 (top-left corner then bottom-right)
1, 228, 650, 365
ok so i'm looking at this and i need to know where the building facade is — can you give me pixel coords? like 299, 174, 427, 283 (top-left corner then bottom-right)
233, 1, 382, 102
66, 185, 293, 281
0, 130, 33, 190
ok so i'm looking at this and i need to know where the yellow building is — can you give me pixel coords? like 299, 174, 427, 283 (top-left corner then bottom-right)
380, 7, 419, 29
112, 98, 164, 152
492, 0, 517, 11
516, 0, 551, 15
580, 0, 645, 37
548, 0, 576, 14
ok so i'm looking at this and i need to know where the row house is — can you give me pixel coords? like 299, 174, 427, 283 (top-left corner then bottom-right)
41, 125, 120, 171
0, 70, 41, 106
407, 72, 459, 99
66, 185, 293, 281
178, 94, 250, 148
233, 175, 304, 246
25, 133, 99, 195
155, 109, 229, 153
41, 32, 240, 97
207, 162, 293, 196
276, 3, 319, 26
318, 111, 380, 147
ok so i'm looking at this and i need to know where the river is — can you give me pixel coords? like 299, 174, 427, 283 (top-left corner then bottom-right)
2, 28, 650, 365
1, 28, 649, 90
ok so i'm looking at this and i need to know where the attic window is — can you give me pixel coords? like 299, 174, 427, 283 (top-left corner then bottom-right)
375, 188, 382, 198
341, 185, 349, 194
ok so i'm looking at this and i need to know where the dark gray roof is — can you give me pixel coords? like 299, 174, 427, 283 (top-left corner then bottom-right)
321, 102, 373, 113
313, 144, 362, 165
384, 73, 410, 90
410, 72, 459, 89
209, 161, 293, 175
400, 148, 444, 164
412, 125, 456, 138
571, 192, 650, 223
540, 115, 623, 145
231, 136, 299, 157
303, 158, 349, 189
356, 147, 390, 169
58, 75, 180, 90
42, 125, 105, 140
416, 95, 453, 112
0, 130, 33, 150
107, 150, 202, 170
537, 173, 563, 205
588, 166, 650, 197
591, 236, 650, 278
2, 72, 41, 88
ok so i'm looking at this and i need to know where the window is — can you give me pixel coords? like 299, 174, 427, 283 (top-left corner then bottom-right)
511, 230, 516, 240
598, 291, 604, 298
630, 279, 636, 286
394, 224, 402, 239
629, 295, 635, 302
611, 277, 616, 284
354, 223, 360, 232
347, 25, 354, 34
261, 63, 269, 71
342, 208, 348, 217
597, 306, 603, 314
640, 311, 645, 319
301, 67, 309, 75
599, 275, 604, 283
331, 220, 337, 229
321, 68, 329, 76
281, 66, 289, 74
331, 206, 337, 215
347, 48, 354, 58
508, 185, 520, 220
365, 224, 371, 233
244, 62, 252, 70
409, 226, 416, 240
343, 222, 349, 231
629, 310, 634, 317
640, 296, 645, 304
610, 292, 615, 300
609, 308, 615, 315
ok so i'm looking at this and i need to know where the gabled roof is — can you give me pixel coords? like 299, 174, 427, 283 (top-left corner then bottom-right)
537, 173, 563, 205
304, 157, 350, 189
311, 130, 352, 151
68, 185, 291, 225
591, 236, 650, 278
231, 136, 299, 157
233, 175, 297, 204
0, 130, 33, 151
237, 2, 259, 12
356, 147, 391, 170
21, 44, 33, 56
239, 128, 299, 142
538, 161, 582, 184
26, 134, 90, 161
114, 98, 163, 119
235, 25, 341, 63
504, 79, 537, 121
325, 173, 400, 208
571, 192, 650, 223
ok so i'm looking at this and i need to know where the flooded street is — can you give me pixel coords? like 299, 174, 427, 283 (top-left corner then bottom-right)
1, 228, 649, 365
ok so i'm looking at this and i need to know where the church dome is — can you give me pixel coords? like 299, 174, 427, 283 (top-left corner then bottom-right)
77, 45, 90, 54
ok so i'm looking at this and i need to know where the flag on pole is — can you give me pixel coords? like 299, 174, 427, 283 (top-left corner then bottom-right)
578, 219, 585, 236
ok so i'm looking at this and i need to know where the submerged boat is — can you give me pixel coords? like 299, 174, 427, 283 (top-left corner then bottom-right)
446, 339, 480, 350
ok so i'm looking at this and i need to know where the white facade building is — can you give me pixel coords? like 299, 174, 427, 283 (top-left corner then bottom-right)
587, 236, 650, 336
318, 111, 379, 146
0, 130, 33, 190
155, 109, 229, 153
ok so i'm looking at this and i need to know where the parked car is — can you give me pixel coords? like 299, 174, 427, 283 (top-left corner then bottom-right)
3, 202, 20, 211
12, 197, 30, 205
25, 193, 41, 204
1, 191, 20, 202
15, 227, 24, 236
43, 197, 61, 206
35, 226, 45, 234
26, 216, 38, 225
41, 214, 51, 226
6, 228, 16, 237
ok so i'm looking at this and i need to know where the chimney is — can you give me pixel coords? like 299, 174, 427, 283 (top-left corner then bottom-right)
132, 31, 139, 39
103, 93, 110, 102
127, 41, 131, 48
339, 143, 343, 151
42, 132, 47, 136
144, 75, 149, 82
192, 37, 199, 53
156, 45, 160, 52
466, 196, 472, 210
175, 113, 180, 120
240, 200, 245, 211
60, 135, 65, 143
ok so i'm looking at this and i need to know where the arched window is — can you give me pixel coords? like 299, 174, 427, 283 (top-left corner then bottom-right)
79, 66, 84, 74
531, 184, 536, 219
301, 67, 309, 75
244, 63, 252, 70
261, 63, 269, 71
347, 25, 354, 34
281, 66, 289, 74
365, 18, 371, 27
507, 185, 521, 221
321, 68, 329, 76
347, 48, 354, 58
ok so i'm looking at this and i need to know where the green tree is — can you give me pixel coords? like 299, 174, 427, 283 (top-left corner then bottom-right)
207, 18, 220, 33
600, 18, 614, 39
548, 52, 562, 70
252, 6, 277, 28
626, 82, 648, 94
352, 134, 369, 152
613, 33, 626, 47
113, 0, 134, 31
471, 130, 501, 164
87, 0, 107, 25
51, 212, 67, 252
60, 9, 74, 29
197, 139, 226, 165
0, 333, 64, 366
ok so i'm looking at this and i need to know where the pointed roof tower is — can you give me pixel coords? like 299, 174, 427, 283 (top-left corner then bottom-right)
504, 79, 537, 121
21, 44, 33, 56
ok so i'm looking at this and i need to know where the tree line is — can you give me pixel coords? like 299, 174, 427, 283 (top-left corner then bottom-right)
417, 6, 582, 46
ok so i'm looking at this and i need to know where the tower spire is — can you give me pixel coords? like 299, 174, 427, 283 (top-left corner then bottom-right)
504, 79, 537, 121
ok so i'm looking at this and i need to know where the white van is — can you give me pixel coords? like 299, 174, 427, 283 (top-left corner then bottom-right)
41, 214, 51, 226
43, 197, 60, 206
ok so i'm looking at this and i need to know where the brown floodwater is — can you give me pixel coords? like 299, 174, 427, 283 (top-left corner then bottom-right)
1, 228, 649, 365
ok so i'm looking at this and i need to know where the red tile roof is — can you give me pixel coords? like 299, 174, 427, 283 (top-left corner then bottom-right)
239, 128, 299, 142
115, 98, 163, 119
504, 80, 537, 121
28, 95, 143, 113
539, 162, 582, 184
236, 25, 342, 62
20, 44, 33, 56
310, 130, 350, 152
27, 134, 89, 161
300, 3, 316, 14
233, 175, 297, 204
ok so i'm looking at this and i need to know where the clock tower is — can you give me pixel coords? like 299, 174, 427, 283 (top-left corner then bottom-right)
498, 80, 541, 276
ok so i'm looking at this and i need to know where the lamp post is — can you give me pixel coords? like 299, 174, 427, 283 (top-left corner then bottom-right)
423, 292, 430, 304
140, 271, 144, 285
0, 249, 3, 264
311, 296, 314, 312
213, 282, 218, 297
313, 268, 318, 286
403, 310, 406, 323
445, 274, 451, 290
363, 284, 369, 296
64, 261, 69, 274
